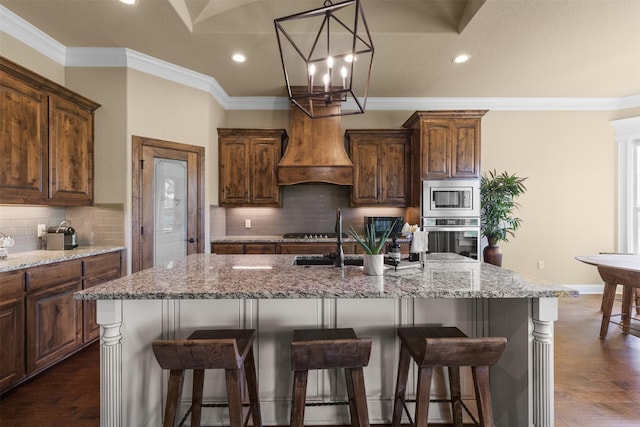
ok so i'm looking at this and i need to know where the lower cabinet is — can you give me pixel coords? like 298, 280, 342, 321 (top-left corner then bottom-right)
83, 252, 122, 342
26, 275, 83, 374
0, 271, 26, 392
212, 242, 359, 254
0, 250, 122, 394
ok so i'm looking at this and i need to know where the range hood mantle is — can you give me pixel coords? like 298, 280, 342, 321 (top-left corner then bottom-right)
277, 103, 353, 186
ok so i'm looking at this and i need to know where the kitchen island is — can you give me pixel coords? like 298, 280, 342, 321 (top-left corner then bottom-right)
75, 253, 576, 427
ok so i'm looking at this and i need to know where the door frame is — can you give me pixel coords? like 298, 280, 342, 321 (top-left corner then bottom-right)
132, 136, 205, 273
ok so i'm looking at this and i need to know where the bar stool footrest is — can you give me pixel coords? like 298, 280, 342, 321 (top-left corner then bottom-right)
178, 403, 254, 427
304, 401, 349, 407
400, 395, 480, 426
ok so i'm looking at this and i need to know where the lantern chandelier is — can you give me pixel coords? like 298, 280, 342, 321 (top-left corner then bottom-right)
274, 0, 374, 118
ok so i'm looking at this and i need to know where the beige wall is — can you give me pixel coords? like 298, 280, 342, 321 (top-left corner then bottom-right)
66, 67, 128, 204
0, 33, 64, 84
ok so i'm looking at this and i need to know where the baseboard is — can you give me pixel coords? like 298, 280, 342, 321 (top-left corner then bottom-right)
564, 284, 603, 295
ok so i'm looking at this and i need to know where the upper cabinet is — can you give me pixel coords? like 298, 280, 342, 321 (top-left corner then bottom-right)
0, 57, 100, 206
346, 129, 412, 207
218, 128, 287, 207
403, 110, 487, 181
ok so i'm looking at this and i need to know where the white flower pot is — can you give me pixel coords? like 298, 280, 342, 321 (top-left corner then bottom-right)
363, 254, 384, 276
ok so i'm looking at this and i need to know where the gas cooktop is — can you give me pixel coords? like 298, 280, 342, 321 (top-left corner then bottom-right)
282, 232, 348, 239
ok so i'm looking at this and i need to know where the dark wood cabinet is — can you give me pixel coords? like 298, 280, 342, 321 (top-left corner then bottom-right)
218, 128, 287, 207
346, 129, 411, 207
26, 260, 83, 374
0, 57, 99, 206
1, 250, 122, 394
0, 271, 26, 392
212, 243, 277, 254
403, 110, 486, 180
277, 242, 339, 255
82, 252, 122, 342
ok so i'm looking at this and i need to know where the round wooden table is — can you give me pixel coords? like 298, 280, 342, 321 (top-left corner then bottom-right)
576, 254, 640, 338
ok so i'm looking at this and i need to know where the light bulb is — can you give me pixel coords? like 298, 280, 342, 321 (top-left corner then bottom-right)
340, 66, 348, 89
327, 56, 334, 68
309, 64, 316, 76
345, 54, 354, 63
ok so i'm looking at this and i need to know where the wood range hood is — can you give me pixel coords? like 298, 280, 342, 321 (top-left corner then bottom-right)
277, 102, 353, 186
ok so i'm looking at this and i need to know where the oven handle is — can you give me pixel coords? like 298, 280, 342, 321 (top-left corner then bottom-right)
423, 227, 480, 233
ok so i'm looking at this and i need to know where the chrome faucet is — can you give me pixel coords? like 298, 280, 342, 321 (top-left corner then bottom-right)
334, 208, 344, 267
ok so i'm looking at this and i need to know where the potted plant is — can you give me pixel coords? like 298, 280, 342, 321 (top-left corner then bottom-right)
480, 169, 527, 266
349, 220, 397, 275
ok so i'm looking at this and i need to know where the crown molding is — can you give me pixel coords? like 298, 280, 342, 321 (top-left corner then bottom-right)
0, 5, 65, 64
2, 4, 639, 113
611, 116, 640, 141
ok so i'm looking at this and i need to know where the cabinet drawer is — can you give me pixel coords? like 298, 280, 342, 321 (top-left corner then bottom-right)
27, 260, 82, 291
244, 243, 276, 254
83, 251, 121, 276
0, 270, 25, 297
212, 243, 244, 254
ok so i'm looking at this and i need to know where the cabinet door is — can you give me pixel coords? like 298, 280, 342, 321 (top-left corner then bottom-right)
278, 243, 337, 254
83, 252, 122, 343
250, 138, 280, 206
420, 119, 450, 179
212, 243, 245, 254
450, 119, 481, 178
351, 140, 380, 205
0, 270, 26, 392
381, 137, 410, 205
219, 139, 249, 205
0, 70, 48, 203
244, 243, 277, 254
26, 280, 83, 374
48, 95, 94, 205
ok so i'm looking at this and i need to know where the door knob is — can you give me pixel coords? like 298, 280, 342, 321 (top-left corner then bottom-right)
188, 237, 196, 243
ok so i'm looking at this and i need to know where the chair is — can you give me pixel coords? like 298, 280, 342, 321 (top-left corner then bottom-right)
290, 328, 372, 427
392, 326, 507, 427
152, 329, 261, 427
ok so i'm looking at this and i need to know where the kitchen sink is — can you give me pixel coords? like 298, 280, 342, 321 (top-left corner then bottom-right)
293, 255, 363, 266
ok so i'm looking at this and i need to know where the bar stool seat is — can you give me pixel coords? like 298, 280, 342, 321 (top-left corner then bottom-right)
152, 329, 261, 427
290, 328, 372, 427
392, 327, 507, 427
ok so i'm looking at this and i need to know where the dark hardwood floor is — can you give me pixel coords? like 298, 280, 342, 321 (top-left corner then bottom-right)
1, 294, 638, 426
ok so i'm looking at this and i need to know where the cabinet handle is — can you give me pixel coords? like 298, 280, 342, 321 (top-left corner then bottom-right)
187, 237, 196, 243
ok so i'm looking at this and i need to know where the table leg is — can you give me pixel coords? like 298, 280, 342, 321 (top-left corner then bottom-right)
621, 286, 633, 334
600, 282, 617, 338
635, 288, 640, 315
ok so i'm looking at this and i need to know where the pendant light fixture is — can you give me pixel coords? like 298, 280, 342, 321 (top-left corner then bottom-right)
274, 0, 374, 118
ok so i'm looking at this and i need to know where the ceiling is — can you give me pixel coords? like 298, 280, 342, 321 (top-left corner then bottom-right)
2, 0, 639, 99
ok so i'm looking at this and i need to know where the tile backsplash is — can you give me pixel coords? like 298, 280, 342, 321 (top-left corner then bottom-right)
0, 204, 124, 253
218, 184, 406, 237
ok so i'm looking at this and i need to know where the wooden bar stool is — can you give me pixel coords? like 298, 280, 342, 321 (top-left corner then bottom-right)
290, 328, 372, 427
152, 329, 262, 427
391, 327, 507, 427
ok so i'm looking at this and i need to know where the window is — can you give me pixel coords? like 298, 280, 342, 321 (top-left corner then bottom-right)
613, 117, 640, 254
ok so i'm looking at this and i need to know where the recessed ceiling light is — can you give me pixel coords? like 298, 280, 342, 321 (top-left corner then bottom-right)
453, 54, 470, 64
119, 0, 136, 5
232, 53, 246, 63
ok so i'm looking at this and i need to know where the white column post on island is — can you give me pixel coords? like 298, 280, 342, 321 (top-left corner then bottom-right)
97, 299, 123, 427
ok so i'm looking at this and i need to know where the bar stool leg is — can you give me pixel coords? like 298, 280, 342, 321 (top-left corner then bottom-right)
472, 366, 494, 427
622, 285, 633, 334
290, 370, 308, 427
191, 369, 205, 427
244, 347, 262, 427
600, 281, 617, 338
391, 343, 411, 427
164, 369, 185, 427
225, 368, 244, 427
345, 367, 370, 427
447, 366, 463, 427
414, 367, 433, 427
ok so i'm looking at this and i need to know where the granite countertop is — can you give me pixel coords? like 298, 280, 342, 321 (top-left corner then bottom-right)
75, 253, 577, 300
0, 246, 126, 272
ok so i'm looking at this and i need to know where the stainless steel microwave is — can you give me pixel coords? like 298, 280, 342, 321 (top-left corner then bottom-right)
422, 180, 480, 218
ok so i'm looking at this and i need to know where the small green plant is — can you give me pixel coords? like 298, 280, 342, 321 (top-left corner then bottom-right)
480, 169, 528, 244
349, 220, 397, 254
